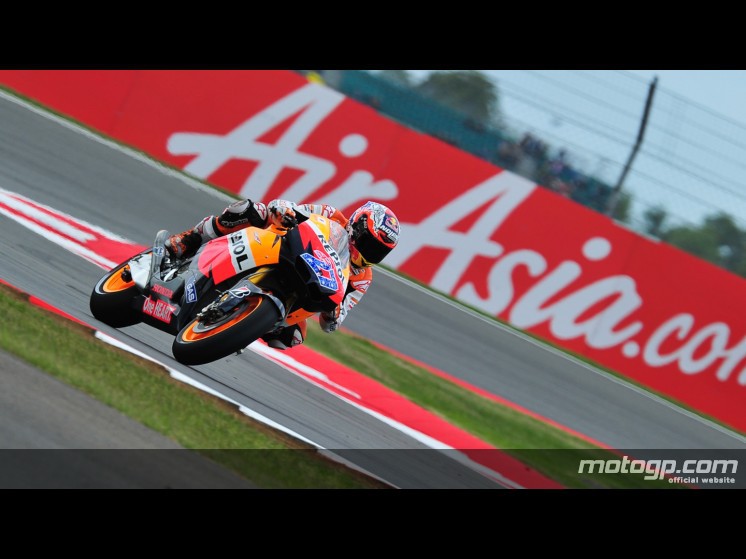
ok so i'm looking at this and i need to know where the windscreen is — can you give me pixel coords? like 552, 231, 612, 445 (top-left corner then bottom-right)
328, 219, 350, 273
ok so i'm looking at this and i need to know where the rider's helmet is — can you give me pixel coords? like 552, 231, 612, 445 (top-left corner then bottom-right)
347, 201, 400, 268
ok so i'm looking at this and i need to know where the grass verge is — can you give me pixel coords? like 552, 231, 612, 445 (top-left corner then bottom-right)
304, 326, 679, 489
0, 283, 386, 489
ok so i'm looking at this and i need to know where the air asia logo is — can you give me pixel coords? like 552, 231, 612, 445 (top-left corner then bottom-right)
167, 83, 400, 209
164, 79, 746, 399
142, 296, 174, 324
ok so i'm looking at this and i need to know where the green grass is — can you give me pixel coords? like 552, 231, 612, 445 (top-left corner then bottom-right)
0, 283, 385, 489
304, 326, 679, 489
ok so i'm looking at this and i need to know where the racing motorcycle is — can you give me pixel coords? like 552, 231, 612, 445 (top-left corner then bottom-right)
89, 214, 350, 366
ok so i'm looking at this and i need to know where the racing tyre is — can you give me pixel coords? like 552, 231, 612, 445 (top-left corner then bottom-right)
90, 260, 143, 327
172, 295, 280, 365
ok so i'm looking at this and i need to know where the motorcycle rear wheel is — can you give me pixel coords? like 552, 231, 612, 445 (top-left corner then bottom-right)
172, 295, 280, 365
89, 261, 143, 327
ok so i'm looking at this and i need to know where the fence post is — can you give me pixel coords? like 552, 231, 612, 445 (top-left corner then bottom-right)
606, 76, 658, 217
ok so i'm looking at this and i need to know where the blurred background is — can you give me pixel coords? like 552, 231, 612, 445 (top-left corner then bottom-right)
300, 70, 746, 280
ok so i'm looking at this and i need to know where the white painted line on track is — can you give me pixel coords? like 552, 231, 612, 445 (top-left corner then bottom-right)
0, 199, 117, 269
250, 343, 524, 488
93, 331, 393, 486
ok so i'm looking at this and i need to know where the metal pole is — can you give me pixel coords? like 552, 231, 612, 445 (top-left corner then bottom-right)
606, 76, 658, 217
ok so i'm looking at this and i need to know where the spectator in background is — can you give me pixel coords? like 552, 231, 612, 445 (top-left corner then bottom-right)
495, 133, 608, 211
538, 148, 576, 190
517, 133, 550, 180
549, 177, 575, 198
496, 140, 522, 172
549, 149, 568, 176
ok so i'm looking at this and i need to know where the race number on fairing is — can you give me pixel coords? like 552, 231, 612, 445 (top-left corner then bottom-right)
300, 252, 338, 291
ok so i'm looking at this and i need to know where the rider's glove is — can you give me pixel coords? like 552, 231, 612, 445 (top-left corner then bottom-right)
267, 200, 298, 229
319, 310, 339, 333
165, 229, 202, 259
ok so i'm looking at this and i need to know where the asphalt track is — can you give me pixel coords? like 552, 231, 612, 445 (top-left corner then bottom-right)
0, 349, 256, 488
0, 91, 743, 488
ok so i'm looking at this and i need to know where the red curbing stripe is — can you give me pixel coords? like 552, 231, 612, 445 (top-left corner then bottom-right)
0, 193, 147, 266
1, 277, 90, 328
257, 342, 565, 489
28, 296, 92, 328
359, 333, 612, 450
1, 277, 94, 329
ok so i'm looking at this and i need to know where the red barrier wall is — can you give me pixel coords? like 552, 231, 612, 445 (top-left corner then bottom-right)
2, 70, 744, 432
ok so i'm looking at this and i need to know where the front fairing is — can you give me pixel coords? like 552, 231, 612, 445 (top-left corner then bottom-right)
294, 216, 350, 308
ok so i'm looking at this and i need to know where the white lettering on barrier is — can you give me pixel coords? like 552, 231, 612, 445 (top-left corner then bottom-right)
679, 322, 730, 374
323, 171, 398, 212
460, 235, 643, 350
459, 249, 547, 316
167, 83, 399, 210
718, 336, 746, 385
164, 80, 746, 390
385, 171, 536, 294
643, 314, 694, 367
643, 314, 746, 383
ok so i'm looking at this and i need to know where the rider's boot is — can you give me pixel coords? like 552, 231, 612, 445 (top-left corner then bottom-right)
261, 322, 307, 350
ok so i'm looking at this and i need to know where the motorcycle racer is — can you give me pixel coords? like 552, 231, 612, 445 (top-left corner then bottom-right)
165, 198, 400, 350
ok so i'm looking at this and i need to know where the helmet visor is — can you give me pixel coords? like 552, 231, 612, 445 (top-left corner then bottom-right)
354, 231, 393, 264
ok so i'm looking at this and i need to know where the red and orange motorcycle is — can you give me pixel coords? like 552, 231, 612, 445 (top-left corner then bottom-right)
90, 215, 350, 365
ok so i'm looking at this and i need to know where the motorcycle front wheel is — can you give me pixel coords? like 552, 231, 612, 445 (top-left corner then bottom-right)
172, 294, 280, 365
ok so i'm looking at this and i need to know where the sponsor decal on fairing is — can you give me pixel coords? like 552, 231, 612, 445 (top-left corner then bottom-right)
142, 296, 175, 324
150, 284, 174, 298
185, 279, 197, 303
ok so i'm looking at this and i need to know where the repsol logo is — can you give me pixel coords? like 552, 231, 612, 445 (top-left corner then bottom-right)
229, 230, 253, 272
318, 233, 344, 285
